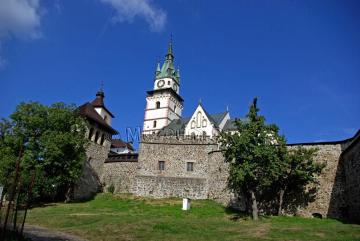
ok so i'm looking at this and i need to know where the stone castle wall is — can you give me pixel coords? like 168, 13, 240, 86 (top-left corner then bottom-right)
74, 127, 112, 200
133, 136, 218, 199
87, 132, 359, 222
102, 160, 138, 193
287, 143, 349, 218
341, 134, 360, 222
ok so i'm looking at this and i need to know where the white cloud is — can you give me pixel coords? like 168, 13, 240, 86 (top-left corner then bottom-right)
100, 0, 167, 32
0, 0, 42, 67
0, 0, 42, 39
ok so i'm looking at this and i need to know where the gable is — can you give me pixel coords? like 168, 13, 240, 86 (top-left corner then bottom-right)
184, 104, 217, 136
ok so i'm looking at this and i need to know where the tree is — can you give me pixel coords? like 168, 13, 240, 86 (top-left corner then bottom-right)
0, 102, 88, 201
219, 98, 285, 220
276, 147, 325, 215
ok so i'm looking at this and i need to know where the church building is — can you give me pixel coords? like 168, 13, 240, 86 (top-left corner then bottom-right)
143, 41, 238, 137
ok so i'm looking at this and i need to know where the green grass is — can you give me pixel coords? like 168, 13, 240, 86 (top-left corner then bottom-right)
27, 193, 360, 241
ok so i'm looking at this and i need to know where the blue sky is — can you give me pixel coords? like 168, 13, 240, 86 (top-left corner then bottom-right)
0, 0, 359, 145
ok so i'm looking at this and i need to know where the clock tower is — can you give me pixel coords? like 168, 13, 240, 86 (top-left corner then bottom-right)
143, 40, 184, 135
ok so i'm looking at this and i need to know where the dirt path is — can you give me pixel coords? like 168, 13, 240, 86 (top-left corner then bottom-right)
23, 225, 87, 241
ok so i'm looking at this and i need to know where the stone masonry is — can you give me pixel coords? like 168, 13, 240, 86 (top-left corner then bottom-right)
85, 131, 359, 221
340, 131, 360, 222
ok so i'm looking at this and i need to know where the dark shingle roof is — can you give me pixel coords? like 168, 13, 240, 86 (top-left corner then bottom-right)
158, 118, 190, 135
159, 111, 237, 136
91, 91, 115, 118
78, 102, 118, 135
222, 118, 249, 131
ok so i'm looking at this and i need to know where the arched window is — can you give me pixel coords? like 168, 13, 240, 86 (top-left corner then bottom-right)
202, 120, 207, 127
191, 121, 195, 129
94, 131, 99, 143
100, 133, 105, 145
88, 128, 94, 140
104, 115, 108, 121
153, 120, 157, 128
202, 131, 207, 138
156, 101, 161, 109
174, 105, 176, 112
197, 112, 202, 128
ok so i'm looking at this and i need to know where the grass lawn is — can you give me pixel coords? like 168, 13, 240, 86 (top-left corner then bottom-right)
27, 193, 360, 241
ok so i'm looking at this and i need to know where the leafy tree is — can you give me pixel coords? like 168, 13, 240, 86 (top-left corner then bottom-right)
219, 98, 285, 220
276, 147, 324, 215
0, 102, 88, 201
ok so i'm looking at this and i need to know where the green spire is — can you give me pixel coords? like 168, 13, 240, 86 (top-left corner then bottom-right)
175, 68, 180, 83
155, 61, 161, 77
155, 37, 180, 84
165, 35, 174, 61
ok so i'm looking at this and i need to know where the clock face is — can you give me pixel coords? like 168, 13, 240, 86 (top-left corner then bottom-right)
173, 83, 178, 91
157, 79, 165, 88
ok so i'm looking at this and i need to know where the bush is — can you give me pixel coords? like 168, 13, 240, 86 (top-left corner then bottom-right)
107, 184, 115, 194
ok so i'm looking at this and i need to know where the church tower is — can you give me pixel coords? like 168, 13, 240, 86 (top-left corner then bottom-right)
143, 40, 184, 135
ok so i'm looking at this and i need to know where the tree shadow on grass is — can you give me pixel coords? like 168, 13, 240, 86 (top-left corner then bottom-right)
225, 206, 250, 221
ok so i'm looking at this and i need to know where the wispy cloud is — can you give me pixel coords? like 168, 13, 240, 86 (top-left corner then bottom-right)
99, 0, 167, 32
0, 0, 43, 67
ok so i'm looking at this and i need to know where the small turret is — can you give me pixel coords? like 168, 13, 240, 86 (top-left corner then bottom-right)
175, 68, 180, 83
155, 62, 161, 77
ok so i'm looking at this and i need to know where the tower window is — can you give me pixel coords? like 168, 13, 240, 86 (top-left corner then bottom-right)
187, 162, 194, 172
88, 128, 94, 140
153, 120, 157, 128
174, 105, 176, 112
159, 161, 165, 171
94, 131, 99, 143
100, 133, 105, 145
156, 101, 160, 109
168, 80, 170, 85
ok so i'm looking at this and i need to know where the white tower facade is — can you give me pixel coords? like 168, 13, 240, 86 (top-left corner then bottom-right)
143, 41, 184, 134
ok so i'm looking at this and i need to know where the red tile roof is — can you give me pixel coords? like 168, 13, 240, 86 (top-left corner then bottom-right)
111, 139, 134, 151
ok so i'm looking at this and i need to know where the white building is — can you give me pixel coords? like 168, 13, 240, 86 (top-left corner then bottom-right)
143, 41, 242, 137
142, 40, 184, 135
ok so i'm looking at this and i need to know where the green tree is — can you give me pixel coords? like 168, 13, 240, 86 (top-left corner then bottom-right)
276, 147, 324, 215
219, 98, 285, 220
0, 102, 89, 201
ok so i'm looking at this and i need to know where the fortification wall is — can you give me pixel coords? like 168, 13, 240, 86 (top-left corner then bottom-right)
103, 160, 138, 193
134, 135, 218, 199
287, 143, 348, 219
341, 134, 360, 222
74, 134, 111, 200
134, 175, 208, 199
98, 133, 358, 222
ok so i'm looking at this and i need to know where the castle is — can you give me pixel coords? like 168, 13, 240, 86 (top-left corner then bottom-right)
75, 41, 360, 222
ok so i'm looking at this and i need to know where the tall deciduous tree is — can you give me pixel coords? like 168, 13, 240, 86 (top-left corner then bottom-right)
219, 98, 285, 220
0, 102, 88, 201
276, 147, 324, 215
